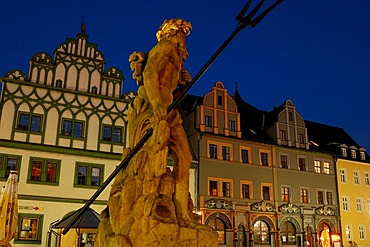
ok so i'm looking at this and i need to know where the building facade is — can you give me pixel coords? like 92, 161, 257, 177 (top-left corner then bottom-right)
304, 122, 370, 247
0, 28, 132, 246
182, 81, 343, 247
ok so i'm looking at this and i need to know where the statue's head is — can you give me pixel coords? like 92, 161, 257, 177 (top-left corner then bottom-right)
156, 18, 192, 42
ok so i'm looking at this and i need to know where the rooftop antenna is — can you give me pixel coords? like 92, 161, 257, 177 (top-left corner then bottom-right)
62, 0, 285, 235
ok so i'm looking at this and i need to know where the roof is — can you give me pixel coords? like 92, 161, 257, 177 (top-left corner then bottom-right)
52, 207, 101, 229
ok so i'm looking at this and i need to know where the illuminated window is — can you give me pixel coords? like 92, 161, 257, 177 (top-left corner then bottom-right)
209, 180, 218, 196
254, 220, 270, 245
360, 151, 365, 160
341, 148, 347, 157
16, 214, 43, 244
28, 157, 60, 184
208, 177, 233, 197
282, 186, 290, 202
281, 221, 296, 245
301, 188, 309, 203
345, 225, 352, 240
314, 160, 321, 173
74, 162, 104, 187
323, 162, 330, 174
222, 182, 231, 197
351, 150, 356, 159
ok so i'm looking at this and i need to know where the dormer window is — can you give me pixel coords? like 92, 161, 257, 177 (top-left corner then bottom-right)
360, 151, 365, 160
351, 150, 356, 159
341, 148, 347, 157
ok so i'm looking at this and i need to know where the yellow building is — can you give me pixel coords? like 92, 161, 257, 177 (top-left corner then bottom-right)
303, 122, 370, 247
337, 156, 370, 247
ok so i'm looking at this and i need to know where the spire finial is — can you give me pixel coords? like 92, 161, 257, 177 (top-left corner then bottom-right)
81, 16, 86, 35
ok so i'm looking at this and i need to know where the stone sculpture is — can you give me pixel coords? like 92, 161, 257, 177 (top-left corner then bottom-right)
95, 18, 218, 247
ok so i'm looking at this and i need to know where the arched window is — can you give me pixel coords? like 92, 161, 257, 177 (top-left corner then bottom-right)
281, 221, 296, 245
209, 217, 226, 245
91, 86, 98, 94
254, 220, 270, 245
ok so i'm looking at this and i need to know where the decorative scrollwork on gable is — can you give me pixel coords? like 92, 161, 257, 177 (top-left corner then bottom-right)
31, 52, 53, 65
5, 70, 27, 81
315, 205, 335, 216
250, 200, 274, 212
278, 203, 301, 214
104, 67, 124, 79
204, 199, 233, 210
122, 91, 137, 101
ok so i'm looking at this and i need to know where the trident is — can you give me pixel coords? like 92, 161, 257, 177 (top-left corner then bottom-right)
62, 0, 285, 234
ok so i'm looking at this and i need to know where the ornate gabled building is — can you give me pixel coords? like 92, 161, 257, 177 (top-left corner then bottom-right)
182, 81, 345, 247
0, 27, 133, 246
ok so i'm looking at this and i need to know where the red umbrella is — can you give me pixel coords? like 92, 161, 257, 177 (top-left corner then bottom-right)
0, 171, 18, 247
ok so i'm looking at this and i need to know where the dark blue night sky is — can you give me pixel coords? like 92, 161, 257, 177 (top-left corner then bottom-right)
1, 0, 370, 150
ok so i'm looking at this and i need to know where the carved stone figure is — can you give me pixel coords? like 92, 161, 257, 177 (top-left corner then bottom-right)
95, 18, 218, 247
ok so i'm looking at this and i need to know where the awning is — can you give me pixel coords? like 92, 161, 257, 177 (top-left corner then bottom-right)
52, 207, 101, 229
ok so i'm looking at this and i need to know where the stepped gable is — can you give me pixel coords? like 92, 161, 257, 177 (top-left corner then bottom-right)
4, 28, 124, 98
